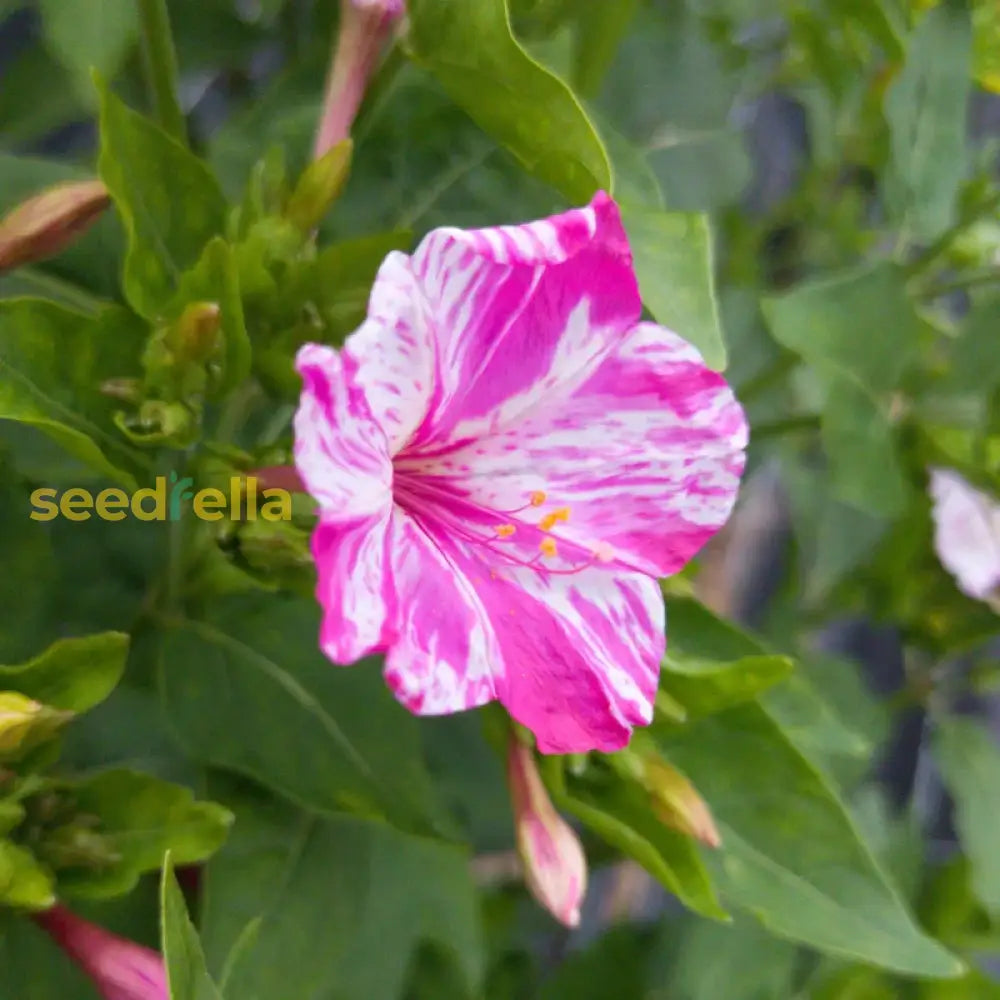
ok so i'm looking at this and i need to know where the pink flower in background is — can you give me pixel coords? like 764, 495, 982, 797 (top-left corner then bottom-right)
313, 0, 406, 159
294, 192, 747, 753
506, 735, 587, 926
929, 467, 1000, 606
36, 906, 168, 1000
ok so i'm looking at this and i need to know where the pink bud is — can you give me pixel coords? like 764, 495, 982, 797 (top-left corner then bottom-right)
313, 0, 406, 159
250, 465, 305, 493
36, 906, 168, 1000
506, 736, 587, 928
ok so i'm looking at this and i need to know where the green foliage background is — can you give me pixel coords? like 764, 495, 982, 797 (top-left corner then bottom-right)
1, 0, 1000, 997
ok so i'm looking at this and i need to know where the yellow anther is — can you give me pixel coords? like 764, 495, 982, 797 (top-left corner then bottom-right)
495, 524, 516, 539
539, 506, 571, 531
530, 491, 547, 507
539, 537, 558, 558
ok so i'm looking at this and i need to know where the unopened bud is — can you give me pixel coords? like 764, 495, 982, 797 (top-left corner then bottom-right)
0, 693, 70, 757
36, 905, 168, 999
0, 180, 109, 273
172, 302, 221, 363
506, 735, 587, 928
286, 140, 353, 231
642, 757, 721, 849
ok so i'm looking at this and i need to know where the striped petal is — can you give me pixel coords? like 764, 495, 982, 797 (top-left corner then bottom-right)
401, 321, 748, 579
381, 516, 663, 753
293, 343, 392, 518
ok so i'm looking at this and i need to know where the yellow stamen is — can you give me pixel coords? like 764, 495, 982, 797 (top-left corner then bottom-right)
539, 537, 558, 558
530, 491, 547, 507
539, 506, 571, 531
495, 524, 516, 538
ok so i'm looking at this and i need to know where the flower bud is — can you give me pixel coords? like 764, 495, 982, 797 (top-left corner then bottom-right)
313, 0, 406, 158
0, 180, 109, 273
0, 692, 70, 757
36, 906, 168, 1000
506, 735, 587, 927
642, 756, 721, 849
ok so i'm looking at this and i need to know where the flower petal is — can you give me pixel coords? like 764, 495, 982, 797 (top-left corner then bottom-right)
380, 517, 663, 753
314, 512, 395, 664
294, 343, 392, 518
396, 192, 641, 450
929, 467, 1000, 601
382, 515, 500, 714
488, 566, 664, 754
403, 321, 748, 578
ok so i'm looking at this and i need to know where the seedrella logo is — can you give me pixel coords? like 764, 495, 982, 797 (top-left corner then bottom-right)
29, 473, 293, 523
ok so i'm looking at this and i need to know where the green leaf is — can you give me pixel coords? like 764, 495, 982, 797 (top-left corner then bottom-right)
621, 208, 726, 370
660, 652, 793, 720
172, 238, 251, 396
0, 632, 128, 713
653, 913, 798, 1000
161, 853, 224, 1000
200, 780, 483, 1000
0, 299, 143, 486
657, 703, 963, 978
762, 262, 919, 395
933, 717, 1000, 916
885, 3, 972, 242
38, 0, 139, 100
762, 264, 920, 515
97, 81, 227, 319
408, 0, 611, 202
545, 758, 727, 921
540, 926, 650, 1000
60, 770, 233, 899
571, 0, 640, 98
157, 595, 439, 833
0, 840, 56, 910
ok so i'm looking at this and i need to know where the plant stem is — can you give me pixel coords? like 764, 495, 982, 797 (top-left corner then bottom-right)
137, 0, 187, 146
916, 267, 1000, 299
751, 414, 822, 440
906, 189, 1000, 277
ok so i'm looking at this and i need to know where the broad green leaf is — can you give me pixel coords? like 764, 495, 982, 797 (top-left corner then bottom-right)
545, 758, 727, 921
60, 770, 232, 899
408, 0, 611, 202
571, 0, 640, 98
821, 375, 909, 516
0, 299, 142, 486
97, 82, 227, 319
885, 3, 972, 241
660, 652, 793, 720
161, 854, 224, 1000
762, 264, 919, 515
933, 717, 1000, 916
762, 262, 919, 395
0, 632, 128, 713
201, 780, 483, 1000
540, 926, 650, 1000
652, 914, 798, 1000
621, 208, 727, 370
0, 841, 56, 910
948, 293, 1000, 403
157, 595, 439, 833
172, 238, 251, 396
657, 703, 963, 978
0, 912, 99, 998
919, 970, 1000, 1000
599, 5, 751, 211
38, 0, 139, 99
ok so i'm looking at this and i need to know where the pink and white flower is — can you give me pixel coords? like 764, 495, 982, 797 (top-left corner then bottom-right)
929, 467, 1000, 606
294, 193, 748, 753
36, 905, 168, 1000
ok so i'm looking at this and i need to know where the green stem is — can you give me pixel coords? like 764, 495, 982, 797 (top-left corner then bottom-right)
906, 189, 1000, 277
916, 267, 1000, 299
137, 0, 187, 146
737, 353, 799, 404
751, 414, 822, 440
